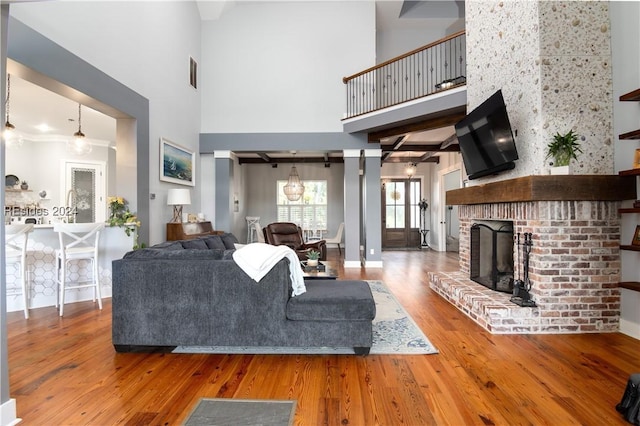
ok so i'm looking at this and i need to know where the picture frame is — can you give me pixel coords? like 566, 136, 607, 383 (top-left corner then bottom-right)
634, 149, 640, 169
633, 225, 640, 246
160, 137, 195, 186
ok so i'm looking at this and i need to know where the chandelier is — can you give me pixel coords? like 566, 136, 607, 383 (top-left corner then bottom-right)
283, 153, 305, 201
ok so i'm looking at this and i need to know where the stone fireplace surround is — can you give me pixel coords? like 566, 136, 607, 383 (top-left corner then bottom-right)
430, 175, 636, 334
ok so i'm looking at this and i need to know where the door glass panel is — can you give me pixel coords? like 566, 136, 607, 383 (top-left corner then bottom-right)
409, 181, 420, 228
385, 182, 405, 229
71, 168, 96, 223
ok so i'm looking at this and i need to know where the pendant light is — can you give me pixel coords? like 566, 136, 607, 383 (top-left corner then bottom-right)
4, 74, 22, 148
283, 152, 305, 201
68, 103, 92, 155
405, 162, 417, 179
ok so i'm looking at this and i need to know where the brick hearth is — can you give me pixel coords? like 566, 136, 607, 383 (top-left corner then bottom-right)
430, 176, 635, 334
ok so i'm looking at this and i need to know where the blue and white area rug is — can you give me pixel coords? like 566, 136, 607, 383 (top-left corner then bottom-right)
174, 280, 438, 355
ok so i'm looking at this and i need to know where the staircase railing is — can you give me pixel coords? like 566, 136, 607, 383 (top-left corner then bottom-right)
342, 30, 466, 119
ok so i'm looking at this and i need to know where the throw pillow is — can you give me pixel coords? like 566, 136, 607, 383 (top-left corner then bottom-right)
201, 235, 226, 250
220, 233, 239, 249
180, 239, 208, 250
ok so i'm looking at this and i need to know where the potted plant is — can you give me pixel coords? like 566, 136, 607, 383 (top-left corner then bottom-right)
546, 130, 582, 174
306, 249, 321, 267
20, 180, 29, 190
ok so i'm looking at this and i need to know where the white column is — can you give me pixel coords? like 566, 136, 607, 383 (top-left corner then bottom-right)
343, 149, 361, 268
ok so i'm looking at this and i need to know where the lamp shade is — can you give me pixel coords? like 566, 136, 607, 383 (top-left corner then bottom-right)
167, 188, 191, 206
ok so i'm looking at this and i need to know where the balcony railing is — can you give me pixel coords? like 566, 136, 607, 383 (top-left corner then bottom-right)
342, 30, 466, 119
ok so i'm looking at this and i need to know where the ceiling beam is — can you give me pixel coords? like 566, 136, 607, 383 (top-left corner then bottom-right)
383, 156, 439, 164
384, 143, 460, 152
257, 152, 272, 163
368, 110, 466, 142
238, 157, 344, 165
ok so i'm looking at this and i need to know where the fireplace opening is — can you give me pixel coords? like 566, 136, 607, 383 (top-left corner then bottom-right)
470, 221, 514, 293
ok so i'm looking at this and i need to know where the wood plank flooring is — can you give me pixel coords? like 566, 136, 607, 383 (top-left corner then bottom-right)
7, 249, 640, 425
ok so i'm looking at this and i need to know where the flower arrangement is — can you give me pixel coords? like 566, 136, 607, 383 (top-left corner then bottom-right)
107, 196, 141, 243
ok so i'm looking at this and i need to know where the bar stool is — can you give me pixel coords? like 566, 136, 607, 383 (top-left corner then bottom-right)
5, 223, 34, 319
54, 222, 104, 316
246, 216, 260, 243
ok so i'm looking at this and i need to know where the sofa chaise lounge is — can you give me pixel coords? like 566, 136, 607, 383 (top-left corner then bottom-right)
111, 234, 376, 354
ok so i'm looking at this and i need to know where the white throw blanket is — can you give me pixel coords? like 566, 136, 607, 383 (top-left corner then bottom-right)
232, 243, 307, 296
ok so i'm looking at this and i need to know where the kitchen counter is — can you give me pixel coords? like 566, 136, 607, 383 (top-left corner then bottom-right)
5, 225, 137, 314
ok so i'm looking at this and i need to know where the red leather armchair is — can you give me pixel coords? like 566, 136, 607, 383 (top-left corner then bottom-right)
263, 222, 327, 261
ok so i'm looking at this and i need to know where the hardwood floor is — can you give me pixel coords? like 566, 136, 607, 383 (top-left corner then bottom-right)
7, 249, 640, 425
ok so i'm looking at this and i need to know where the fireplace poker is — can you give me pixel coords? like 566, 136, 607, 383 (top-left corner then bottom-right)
512, 233, 524, 298
511, 232, 536, 307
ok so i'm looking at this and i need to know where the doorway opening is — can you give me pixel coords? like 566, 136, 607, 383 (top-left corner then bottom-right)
382, 179, 421, 249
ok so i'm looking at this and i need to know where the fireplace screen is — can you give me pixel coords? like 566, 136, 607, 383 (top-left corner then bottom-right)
470, 222, 514, 293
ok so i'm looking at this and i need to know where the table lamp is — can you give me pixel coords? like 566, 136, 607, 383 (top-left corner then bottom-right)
167, 188, 191, 223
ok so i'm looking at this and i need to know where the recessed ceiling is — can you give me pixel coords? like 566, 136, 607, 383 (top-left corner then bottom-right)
6, 74, 116, 145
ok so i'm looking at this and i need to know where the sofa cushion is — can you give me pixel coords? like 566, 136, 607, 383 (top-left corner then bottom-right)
220, 232, 238, 249
201, 235, 226, 250
123, 248, 226, 260
286, 280, 376, 321
180, 239, 209, 249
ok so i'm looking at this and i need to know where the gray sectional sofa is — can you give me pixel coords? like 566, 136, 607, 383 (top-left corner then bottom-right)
111, 234, 376, 354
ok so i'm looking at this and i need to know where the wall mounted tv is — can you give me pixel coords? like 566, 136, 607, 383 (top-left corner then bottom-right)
454, 89, 518, 180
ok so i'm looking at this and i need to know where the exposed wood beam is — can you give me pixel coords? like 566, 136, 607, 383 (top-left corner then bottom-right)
257, 152, 272, 163
238, 157, 344, 165
368, 110, 466, 142
390, 135, 406, 150
440, 133, 459, 150
384, 144, 460, 152
383, 156, 439, 164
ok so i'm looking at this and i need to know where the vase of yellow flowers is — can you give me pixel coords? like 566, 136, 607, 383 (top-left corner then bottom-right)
107, 196, 143, 248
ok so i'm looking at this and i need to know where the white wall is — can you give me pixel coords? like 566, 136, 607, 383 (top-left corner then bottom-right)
429, 152, 462, 251
376, 27, 450, 63
200, 1, 375, 133
5, 140, 112, 222
10, 1, 201, 245
611, 1, 640, 340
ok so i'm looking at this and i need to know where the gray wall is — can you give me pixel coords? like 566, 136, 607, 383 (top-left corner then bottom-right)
243, 162, 345, 243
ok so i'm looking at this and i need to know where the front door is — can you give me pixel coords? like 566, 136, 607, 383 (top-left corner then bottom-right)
382, 179, 421, 249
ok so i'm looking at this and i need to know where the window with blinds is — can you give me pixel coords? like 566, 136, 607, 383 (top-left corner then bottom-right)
276, 180, 327, 235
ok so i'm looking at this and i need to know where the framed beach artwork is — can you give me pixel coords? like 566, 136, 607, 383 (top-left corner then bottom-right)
160, 137, 195, 186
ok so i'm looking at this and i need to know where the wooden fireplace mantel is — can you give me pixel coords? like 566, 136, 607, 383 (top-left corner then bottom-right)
446, 175, 637, 205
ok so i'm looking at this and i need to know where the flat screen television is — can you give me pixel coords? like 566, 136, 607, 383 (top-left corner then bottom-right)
454, 89, 518, 180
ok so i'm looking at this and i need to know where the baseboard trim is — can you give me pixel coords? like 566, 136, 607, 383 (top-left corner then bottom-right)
364, 260, 383, 268
343, 260, 362, 268
1, 398, 21, 426
620, 318, 640, 340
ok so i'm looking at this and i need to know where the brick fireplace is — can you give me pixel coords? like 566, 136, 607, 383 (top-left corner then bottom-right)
429, 175, 636, 334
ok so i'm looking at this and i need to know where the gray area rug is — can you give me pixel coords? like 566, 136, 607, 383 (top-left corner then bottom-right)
174, 280, 438, 355
183, 398, 296, 426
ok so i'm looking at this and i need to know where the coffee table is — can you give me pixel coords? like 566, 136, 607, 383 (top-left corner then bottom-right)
300, 261, 338, 280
